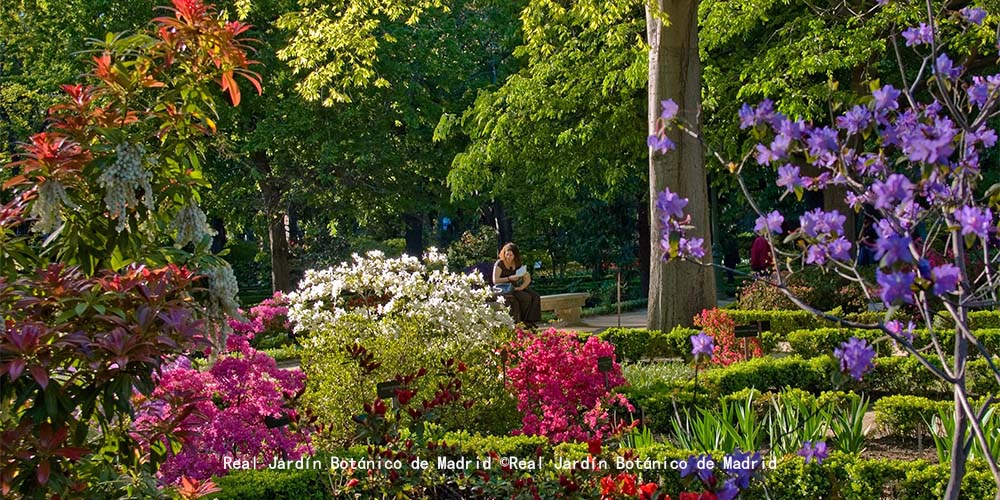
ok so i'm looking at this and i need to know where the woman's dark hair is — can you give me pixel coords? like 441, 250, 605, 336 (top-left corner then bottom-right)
499, 242, 522, 268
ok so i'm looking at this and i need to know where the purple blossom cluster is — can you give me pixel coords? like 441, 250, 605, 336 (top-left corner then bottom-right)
655, 185, 705, 260
690, 331, 715, 358
680, 451, 762, 500
798, 441, 829, 464
798, 208, 851, 264
834, 337, 876, 380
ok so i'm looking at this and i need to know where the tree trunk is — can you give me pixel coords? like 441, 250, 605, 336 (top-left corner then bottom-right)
253, 152, 292, 293
268, 211, 292, 293
646, 0, 716, 329
404, 213, 423, 258
492, 200, 513, 250
210, 217, 227, 254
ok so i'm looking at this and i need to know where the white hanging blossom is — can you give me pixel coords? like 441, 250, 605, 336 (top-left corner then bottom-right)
171, 199, 216, 247
29, 180, 78, 234
99, 142, 155, 232
203, 262, 240, 317
287, 248, 512, 348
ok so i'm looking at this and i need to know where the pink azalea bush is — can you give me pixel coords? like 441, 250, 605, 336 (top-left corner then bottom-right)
228, 292, 291, 345
504, 328, 633, 443
132, 334, 311, 483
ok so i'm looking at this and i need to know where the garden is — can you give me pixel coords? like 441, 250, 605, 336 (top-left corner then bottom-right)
4, 0, 1000, 499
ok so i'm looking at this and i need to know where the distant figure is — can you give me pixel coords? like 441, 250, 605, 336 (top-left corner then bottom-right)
749, 235, 773, 275
493, 242, 541, 327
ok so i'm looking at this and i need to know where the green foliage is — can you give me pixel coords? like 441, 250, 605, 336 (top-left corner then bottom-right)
210, 466, 330, 500
445, 225, 498, 271
787, 327, 892, 358
300, 314, 517, 446
704, 355, 837, 396
874, 395, 947, 438
621, 361, 694, 391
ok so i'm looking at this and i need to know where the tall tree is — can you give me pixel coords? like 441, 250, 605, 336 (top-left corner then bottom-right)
646, 0, 716, 329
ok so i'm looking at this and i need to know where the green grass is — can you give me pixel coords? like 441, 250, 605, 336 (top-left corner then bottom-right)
622, 361, 694, 391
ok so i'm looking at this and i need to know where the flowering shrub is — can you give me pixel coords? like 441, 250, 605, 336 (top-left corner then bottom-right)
287, 250, 516, 443
504, 328, 633, 443
132, 334, 311, 484
0, 264, 207, 496
228, 292, 293, 349
288, 249, 512, 344
693, 309, 762, 366
649, 5, 1000, 496
0, 1, 259, 495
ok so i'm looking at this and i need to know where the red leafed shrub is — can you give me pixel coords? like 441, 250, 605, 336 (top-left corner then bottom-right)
693, 308, 762, 366
0, 264, 206, 496
503, 328, 633, 443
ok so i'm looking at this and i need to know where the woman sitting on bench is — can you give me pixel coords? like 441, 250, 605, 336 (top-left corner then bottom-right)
493, 242, 541, 327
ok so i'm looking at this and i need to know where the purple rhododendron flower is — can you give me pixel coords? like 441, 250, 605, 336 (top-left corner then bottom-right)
962, 6, 987, 25
902, 23, 934, 46
827, 237, 852, 262
902, 116, 957, 164
955, 206, 993, 238
717, 479, 740, 500
968, 77, 990, 108
870, 174, 915, 210
877, 269, 915, 305
776, 117, 806, 139
656, 188, 688, 218
691, 331, 714, 358
932, 263, 961, 295
886, 320, 916, 344
776, 164, 803, 193
647, 134, 675, 153
934, 54, 961, 79
660, 99, 679, 120
680, 237, 706, 259
875, 232, 913, 266
834, 337, 876, 380
806, 126, 839, 156
755, 211, 784, 234
836, 105, 872, 135
738, 103, 755, 129
873, 85, 901, 112
800, 208, 846, 238
798, 441, 830, 464
805, 244, 828, 265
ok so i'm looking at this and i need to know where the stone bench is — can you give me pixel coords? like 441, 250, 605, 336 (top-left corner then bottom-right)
540, 292, 590, 326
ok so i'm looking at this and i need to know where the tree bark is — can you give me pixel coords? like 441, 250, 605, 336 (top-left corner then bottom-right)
492, 200, 513, 250
404, 213, 423, 258
638, 192, 650, 298
646, 0, 716, 329
253, 152, 292, 293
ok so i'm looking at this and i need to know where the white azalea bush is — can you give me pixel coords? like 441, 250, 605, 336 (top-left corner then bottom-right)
288, 249, 518, 444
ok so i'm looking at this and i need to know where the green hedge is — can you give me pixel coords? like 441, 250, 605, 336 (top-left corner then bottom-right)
597, 326, 779, 362
874, 395, 948, 438
211, 446, 997, 499
704, 355, 839, 396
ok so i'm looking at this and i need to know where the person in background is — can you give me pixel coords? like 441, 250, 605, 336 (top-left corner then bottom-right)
750, 234, 773, 276
493, 242, 541, 327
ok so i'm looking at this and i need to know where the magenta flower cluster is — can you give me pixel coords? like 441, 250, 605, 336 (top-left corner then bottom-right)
504, 328, 633, 443
132, 333, 310, 483
228, 291, 290, 340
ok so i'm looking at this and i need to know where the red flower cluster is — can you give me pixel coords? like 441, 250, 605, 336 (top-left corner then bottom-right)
693, 308, 762, 366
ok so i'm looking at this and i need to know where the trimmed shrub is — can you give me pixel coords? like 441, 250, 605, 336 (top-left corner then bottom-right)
874, 395, 946, 438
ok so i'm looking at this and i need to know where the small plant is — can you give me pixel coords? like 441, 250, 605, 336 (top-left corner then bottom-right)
830, 395, 870, 454
694, 308, 762, 366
